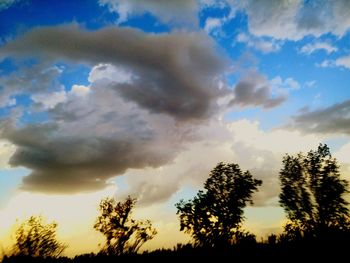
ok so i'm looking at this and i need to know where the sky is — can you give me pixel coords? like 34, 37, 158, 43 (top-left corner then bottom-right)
1, 0, 350, 257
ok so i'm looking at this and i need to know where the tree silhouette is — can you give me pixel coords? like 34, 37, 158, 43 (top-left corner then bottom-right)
94, 196, 157, 256
279, 144, 350, 240
176, 162, 262, 248
12, 215, 66, 258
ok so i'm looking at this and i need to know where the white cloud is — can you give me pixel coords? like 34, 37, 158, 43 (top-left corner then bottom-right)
235, 0, 350, 40
316, 55, 350, 69
96, 0, 350, 40
0, 64, 62, 109
285, 78, 300, 90
204, 17, 223, 33
316, 59, 335, 68
335, 55, 350, 69
203, 8, 236, 35
0, 140, 16, 169
70, 85, 90, 97
271, 76, 300, 90
236, 33, 282, 53
98, 0, 198, 26
31, 89, 67, 109
299, 42, 338, 55
0, 96, 16, 108
305, 80, 316, 88
88, 63, 134, 84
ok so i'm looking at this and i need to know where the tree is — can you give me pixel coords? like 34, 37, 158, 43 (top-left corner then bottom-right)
13, 215, 66, 258
94, 196, 157, 256
175, 162, 262, 248
279, 144, 350, 239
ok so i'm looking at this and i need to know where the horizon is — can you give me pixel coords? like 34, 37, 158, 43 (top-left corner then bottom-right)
1, 0, 350, 257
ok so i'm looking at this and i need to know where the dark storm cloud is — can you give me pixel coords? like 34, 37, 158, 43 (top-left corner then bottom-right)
0, 24, 230, 193
0, 24, 287, 196
0, 74, 201, 193
229, 72, 287, 109
0, 25, 228, 121
2, 120, 181, 193
290, 99, 350, 135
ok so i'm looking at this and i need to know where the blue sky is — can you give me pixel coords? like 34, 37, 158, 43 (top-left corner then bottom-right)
1, 0, 350, 255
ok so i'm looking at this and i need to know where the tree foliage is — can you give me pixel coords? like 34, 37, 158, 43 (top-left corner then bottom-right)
13, 215, 66, 258
94, 196, 157, 256
279, 144, 350, 239
176, 162, 262, 247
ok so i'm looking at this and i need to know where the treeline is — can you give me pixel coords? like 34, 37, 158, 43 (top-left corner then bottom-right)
2, 144, 350, 262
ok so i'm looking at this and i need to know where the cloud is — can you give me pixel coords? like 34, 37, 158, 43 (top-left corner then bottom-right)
335, 143, 350, 165
204, 17, 224, 34
299, 42, 338, 55
335, 55, 350, 69
1, 76, 202, 193
95, 0, 350, 40
316, 59, 335, 68
0, 63, 62, 108
116, 118, 323, 207
271, 76, 300, 90
236, 0, 350, 40
236, 33, 282, 53
289, 99, 350, 135
31, 88, 67, 109
98, 0, 198, 26
315, 55, 350, 69
0, 0, 19, 11
70, 85, 90, 97
230, 71, 288, 109
0, 25, 228, 121
0, 140, 16, 169
0, 24, 295, 197
88, 63, 134, 84
203, 7, 236, 35
305, 80, 316, 88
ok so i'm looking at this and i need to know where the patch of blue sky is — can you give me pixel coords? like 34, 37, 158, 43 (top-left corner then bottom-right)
58, 63, 91, 91
12, 94, 31, 108
166, 185, 201, 214
0, 0, 117, 41
168, 185, 200, 206
324, 136, 350, 153
0, 107, 13, 119
21, 110, 49, 126
120, 13, 171, 34
0, 167, 29, 208
113, 176, 128, 193
0, 58, 18, 75
203, 11, 250, 62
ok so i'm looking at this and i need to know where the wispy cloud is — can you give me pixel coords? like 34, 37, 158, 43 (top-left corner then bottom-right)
0, 0, 19, 11
299, 42, 338, 55
316, 55, 350, 69
98, 0, 198, 26
289, 99, 350, 135
236, 33, 282, 53
335, 55, 350, 69
226, 0, 350, 40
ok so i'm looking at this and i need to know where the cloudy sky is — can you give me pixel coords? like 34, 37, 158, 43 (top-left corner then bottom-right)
1, 0, 350, 256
